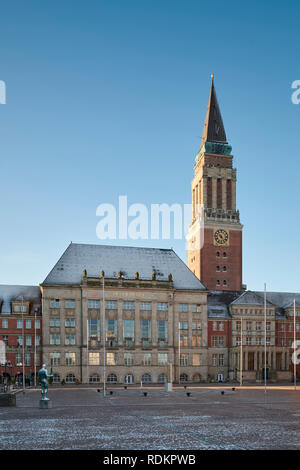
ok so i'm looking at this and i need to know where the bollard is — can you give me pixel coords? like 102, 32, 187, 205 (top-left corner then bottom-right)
110, 390, 113, 395
186, 392, 191, 397
97, 389, 101, 393
232, 387, 235, 392
124, 386, 127, 390
143, 392, 148, 397
221, 391, 224, 395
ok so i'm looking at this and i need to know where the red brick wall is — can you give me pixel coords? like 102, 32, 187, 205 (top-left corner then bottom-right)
200, 228, 242, 290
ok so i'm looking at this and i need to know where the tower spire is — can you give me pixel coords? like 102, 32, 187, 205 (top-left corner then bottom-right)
200, 75, 227, 148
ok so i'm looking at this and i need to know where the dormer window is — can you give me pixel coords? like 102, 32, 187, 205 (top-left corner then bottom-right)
12, 302, 28, 313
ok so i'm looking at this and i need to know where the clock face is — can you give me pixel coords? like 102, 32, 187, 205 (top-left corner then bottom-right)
214, 229, 229, 246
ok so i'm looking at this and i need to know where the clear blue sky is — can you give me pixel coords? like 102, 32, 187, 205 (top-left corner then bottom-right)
0, 0, 299, 292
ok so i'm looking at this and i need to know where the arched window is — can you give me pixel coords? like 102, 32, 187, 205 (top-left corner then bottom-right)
141, 373, 152, 383
192, 373, 201, 382
180, 373, 188, 382
66, 373, 75, 383
216, 251, 220, 257
223, 252, 227, 258
223, 280, 227, 286
216, 280, 220, 286
89, 374, 100, 383
107, 373, 117, 383
223, 266, 227, 272
216, 266, 220, 271
158, 373, 166, 383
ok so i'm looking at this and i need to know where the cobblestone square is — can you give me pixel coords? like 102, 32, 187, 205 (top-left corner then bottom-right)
1, 385, 300, 450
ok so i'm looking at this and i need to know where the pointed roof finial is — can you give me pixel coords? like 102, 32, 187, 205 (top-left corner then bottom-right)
200, 76, 227, 148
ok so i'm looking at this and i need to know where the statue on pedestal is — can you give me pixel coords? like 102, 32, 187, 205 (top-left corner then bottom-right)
37, 364, 53, 401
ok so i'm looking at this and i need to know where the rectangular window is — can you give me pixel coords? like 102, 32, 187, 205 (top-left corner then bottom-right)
89, 352, 100, 365
66, 352, 76, 366
2, 335, 8, 345
212, 336, 225, 347
179, 321, 188, 330
124, 352, 134, 366
49, 318, 60, 327
142, 353, 151, 366
180, 353, 189, 366
192, 353, 201, 365
179, 304, 188, 312
123, 320, 135, 340
65, 318, 76, 327
158, 353, 168, 365
65, 334, 76, 345
212, 353, 217, 366
123, 301, 135, 310
2, 319, 8, 329
65, 299, 75, 309
179, 335, 188, 347
88, 319, 100, 340
192, 304, 201, 313
157, 302, 168, 311
236, 336, 241, 346
192, 336, 201, 347
50, 299, 60, 308
17, 319, 23, 329
50, 334, 60, 345
36, 335, 40, 346
106, 319, 118, 341
88, 300, 100, 309
266, 322, 271, 331
256, 322, 262, 331
25, 353, 31, 366
106, 352, 117, 365
140, 302, 151, 310
17, 335, 23, 346
236, 321, 241, 330
50, 352, 60, 366
106, 300, 118, 309
157, 321, 168, 341
14, 304, 20, 312
218, 354, 225, 366
35, 319, 40, 329
26, 336, 32, 346
192, 321, 201, 330
246, 337, 252, 346
26, 319, 31, 329
140, 320, 151, 340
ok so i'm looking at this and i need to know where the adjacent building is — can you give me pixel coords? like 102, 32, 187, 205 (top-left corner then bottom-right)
0, 285, 42, 383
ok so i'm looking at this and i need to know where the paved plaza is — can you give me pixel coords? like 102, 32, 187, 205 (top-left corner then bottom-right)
1, 386, 300, 450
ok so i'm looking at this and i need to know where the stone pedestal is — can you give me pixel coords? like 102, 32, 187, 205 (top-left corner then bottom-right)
0, 393, 16, 407
40, 398, 52, 409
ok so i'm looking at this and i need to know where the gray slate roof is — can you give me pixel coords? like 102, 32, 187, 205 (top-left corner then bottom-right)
42, 243, 206, 291
208, 290, 242, 318
231, 290, 274, 307
0, 285, 41, 314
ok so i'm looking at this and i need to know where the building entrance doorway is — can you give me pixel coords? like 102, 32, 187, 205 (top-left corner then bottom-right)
124, 374, 134, 384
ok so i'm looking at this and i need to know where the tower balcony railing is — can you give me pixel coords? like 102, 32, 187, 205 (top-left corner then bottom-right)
204, 208, 240, 223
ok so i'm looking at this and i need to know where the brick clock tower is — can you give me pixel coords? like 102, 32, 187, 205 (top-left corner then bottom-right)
187, 75, 244, 291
